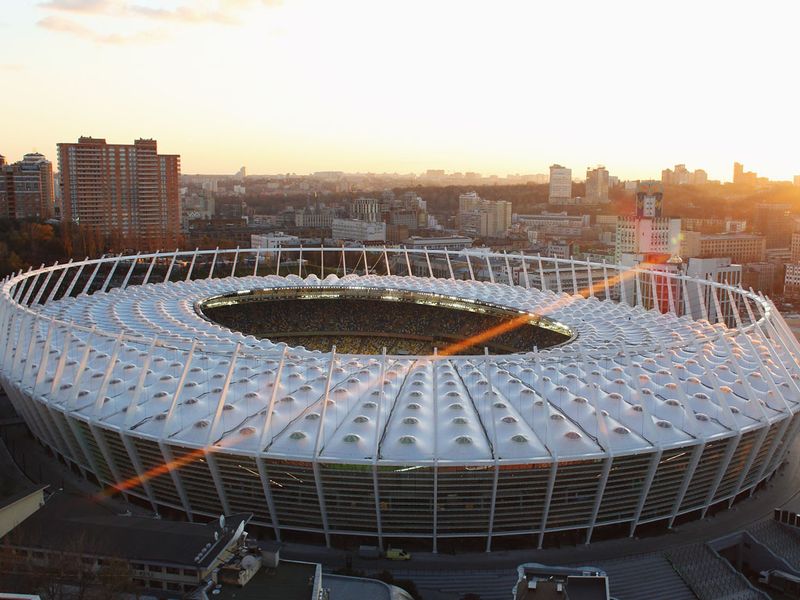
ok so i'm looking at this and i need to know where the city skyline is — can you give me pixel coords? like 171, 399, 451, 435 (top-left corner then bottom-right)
2, 0, 799, 181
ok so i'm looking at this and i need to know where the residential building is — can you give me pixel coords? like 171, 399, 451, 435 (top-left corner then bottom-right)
548, 164, 572, 204
585, 166, 609, 204
458, 191, 512, 237
661, 164, 708, 186
733, 162, 758, 186
350, 197, 381, 222
294, 206, 335, 229
57, 137, 180, 251
742, 261, 779, 296
331, 218, 386, 242
0, 152, 55, 219
752, 203, 793, 249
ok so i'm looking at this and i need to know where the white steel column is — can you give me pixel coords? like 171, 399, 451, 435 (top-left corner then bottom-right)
372, 350, 388, 550
63, 262, 86, 299
81, 257, 104, 295
208, 247, 219, 279
425, 248, 433, 279
32, 266, 55, 306
520, 253, 530, 289
164, 250, 178, 282
143, 253, 158, 285
46, 259, 73, 304
184, 249, 199, 282
445, 250, 455, 280
312, 349, 336, 547
119, 433, 159, 512
570, 257, 578, 295
100, 254, 122, 293
205, 451, 232, 515
255, 457, 282, 541
701, 434, 741, 518
432, 350, 439, 553
668, 442, 705, 528
208, 344, 241, 443
585, 456, 613, 544
231, 246, 240, 277
629, 449, 662, 537
158, 441, 194, 521
538, 460, 558, 549
121, 253, 140, 290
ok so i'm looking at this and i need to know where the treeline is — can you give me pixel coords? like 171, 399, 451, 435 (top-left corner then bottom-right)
0, 220, 110, 278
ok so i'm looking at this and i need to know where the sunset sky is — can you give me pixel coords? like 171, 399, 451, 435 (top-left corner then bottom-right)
2, 0, 798, 180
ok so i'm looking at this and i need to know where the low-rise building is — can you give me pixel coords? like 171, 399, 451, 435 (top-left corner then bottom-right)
331, 218, 386, 243
404, 235, 473, 251
251, 232, 300, 250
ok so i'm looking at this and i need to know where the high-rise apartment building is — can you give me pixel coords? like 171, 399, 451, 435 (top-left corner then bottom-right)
585, 166, 609, 204
457, 191, 512, 238
0, 152, 55, 219
733, 161, 758, 186
57, 137, 180, 251
548, 165, 572, 204
752, 203, 793, 249
661, 164, 708, 186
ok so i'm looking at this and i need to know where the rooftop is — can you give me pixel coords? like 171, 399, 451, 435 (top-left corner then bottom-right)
7, 492, 250, 569
215, 560, 317, 600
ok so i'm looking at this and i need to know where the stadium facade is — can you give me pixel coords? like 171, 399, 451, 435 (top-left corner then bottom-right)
1, 247, 799, 551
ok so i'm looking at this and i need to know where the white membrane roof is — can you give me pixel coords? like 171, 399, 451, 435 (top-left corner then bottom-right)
19, 273, 800, 463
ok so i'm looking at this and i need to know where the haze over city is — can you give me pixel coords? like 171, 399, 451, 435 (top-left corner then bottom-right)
2, 0, 800, 180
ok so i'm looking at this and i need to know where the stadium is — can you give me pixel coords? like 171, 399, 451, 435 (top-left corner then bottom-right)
1, 247, 799, 552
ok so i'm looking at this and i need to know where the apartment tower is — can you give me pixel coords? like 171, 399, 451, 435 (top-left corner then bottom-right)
58, 137, 180, 251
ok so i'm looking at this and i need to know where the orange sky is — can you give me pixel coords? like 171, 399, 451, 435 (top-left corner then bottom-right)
2, 0, 799, 180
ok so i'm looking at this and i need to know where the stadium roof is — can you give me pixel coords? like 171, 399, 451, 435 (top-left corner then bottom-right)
17, 272, 795, 464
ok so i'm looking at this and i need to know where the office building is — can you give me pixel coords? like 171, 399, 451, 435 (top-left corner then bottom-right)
616, 216, 681, 261
548, 164, 572, 204
57, 137, 180, 251
251, 232, 300, 250
585, 166, 610, 204
0, 152, 55, 220
681, 232, 766, 264
331, 218, 386, 242
404, 235, 473, 251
